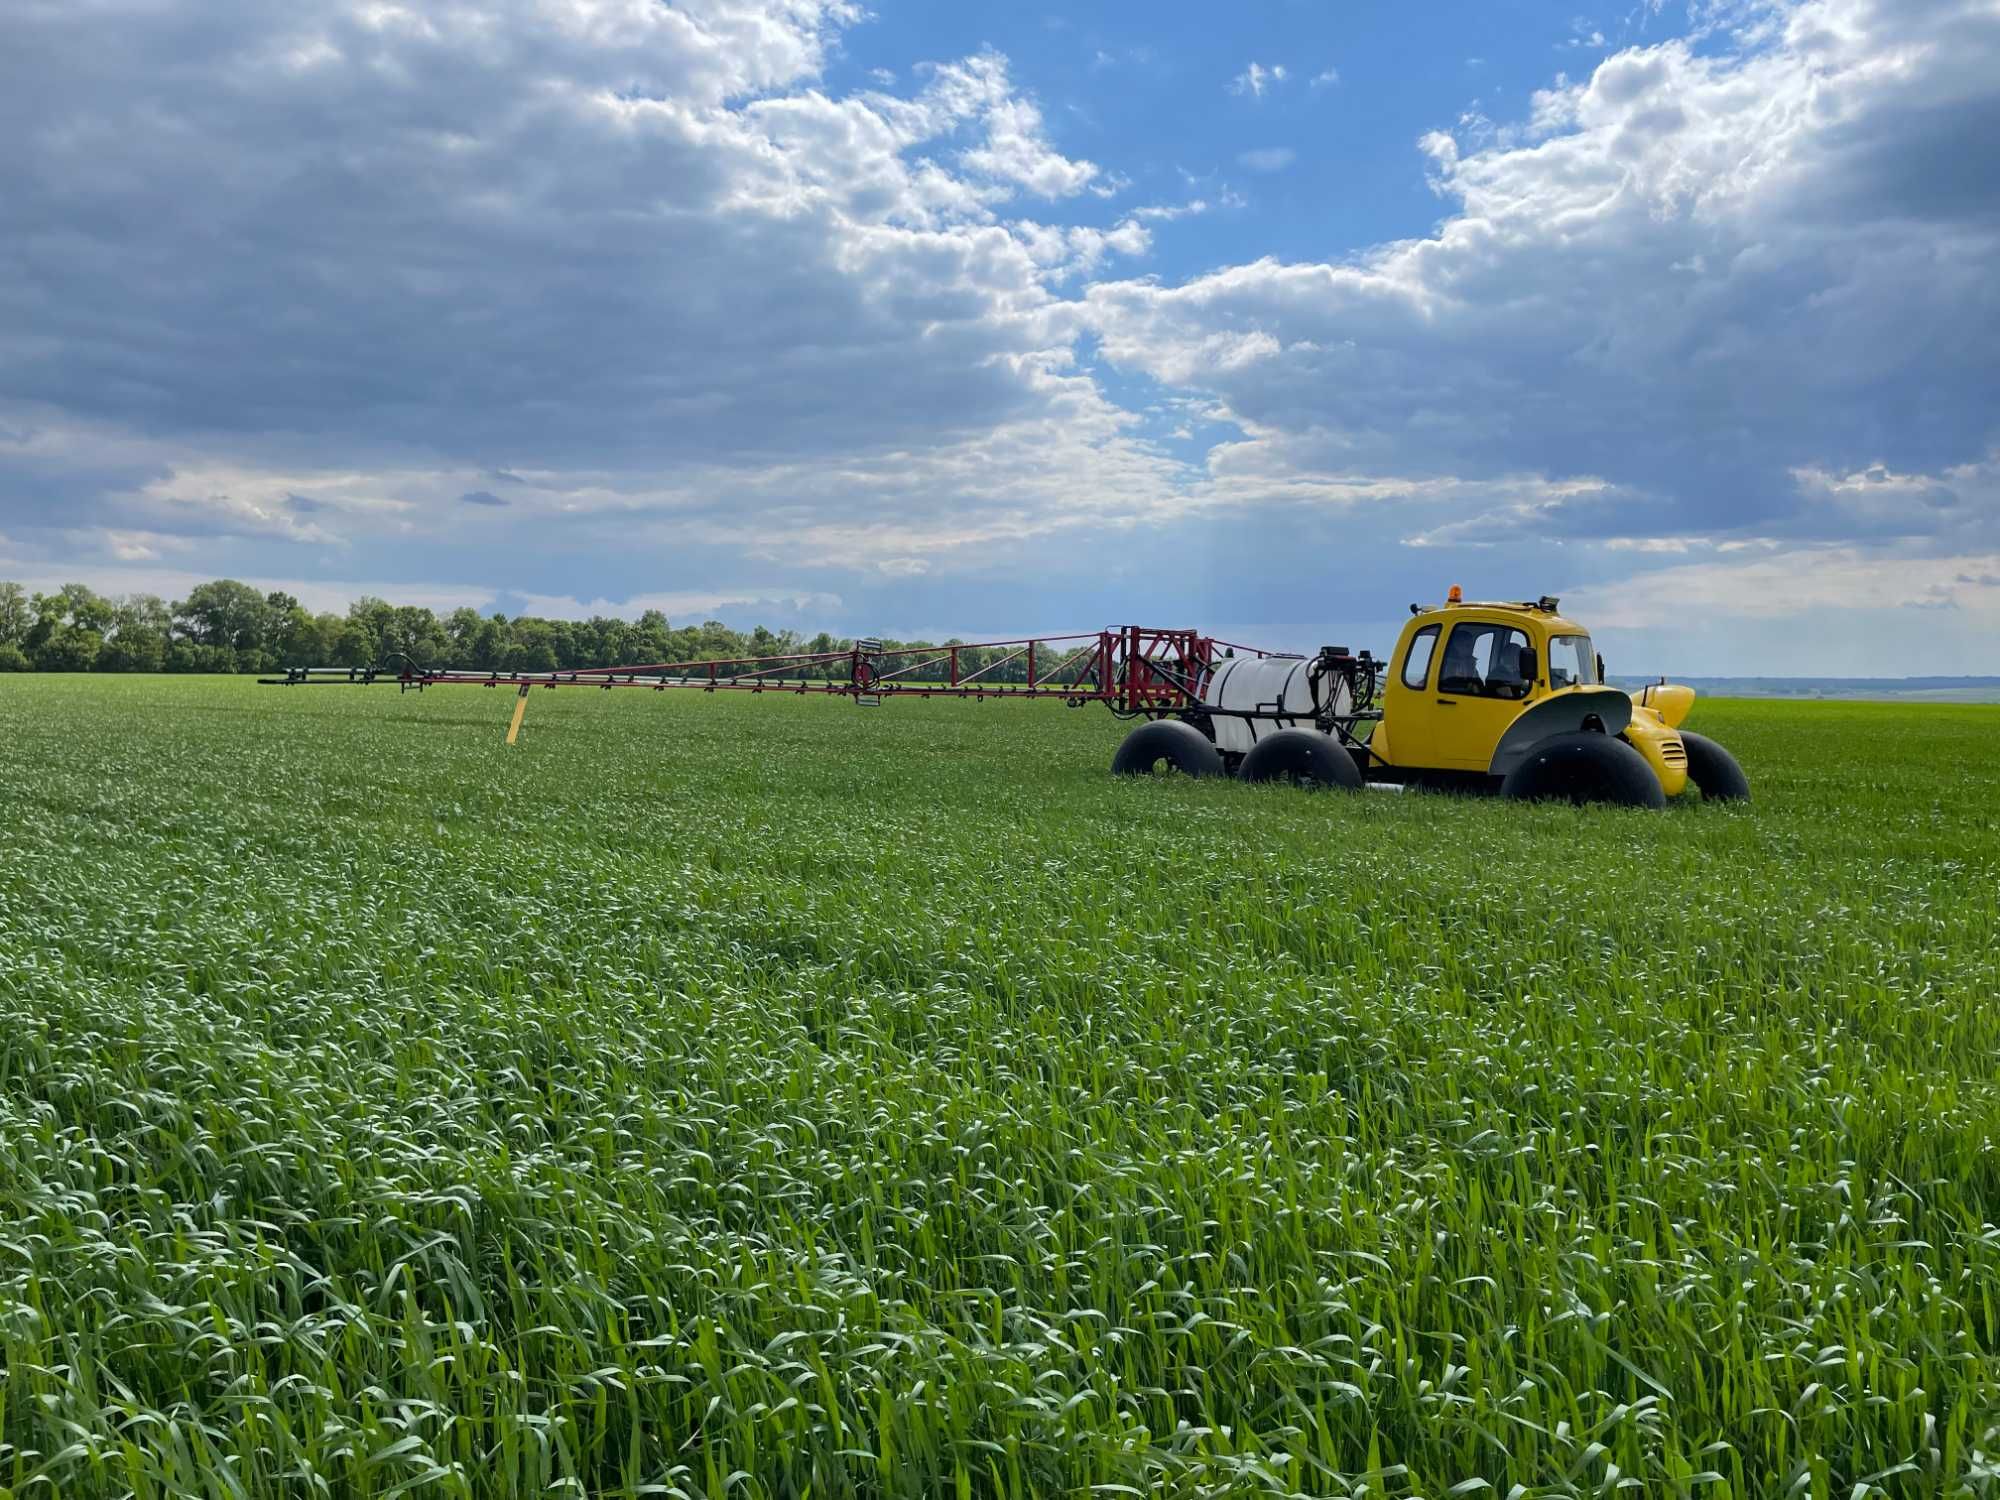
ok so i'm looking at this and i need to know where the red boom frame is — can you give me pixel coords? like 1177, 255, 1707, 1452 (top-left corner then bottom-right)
268, 626, 1288, 718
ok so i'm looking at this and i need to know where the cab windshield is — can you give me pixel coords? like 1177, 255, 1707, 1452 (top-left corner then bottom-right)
1548, 634, 1598, 689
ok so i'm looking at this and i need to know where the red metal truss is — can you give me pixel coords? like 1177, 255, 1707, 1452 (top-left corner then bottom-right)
267, 627, 1287, 716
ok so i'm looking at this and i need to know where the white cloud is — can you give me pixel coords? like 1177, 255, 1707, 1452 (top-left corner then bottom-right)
1010, 218, 1150, 280
2, 0, 1997, 673
1085, 0, 2000, 552
510, 589, 844, 621
0, 3, 1122, 571
95, 530, 198, 563
1311, 67, 1341, 88
0, 554, 499, 616
1564, 547, 2000, 628
0, 354, 1204, 582
954, 79, 1101, 197
0, 11, 1108, 479
1230, 62, 1289, 98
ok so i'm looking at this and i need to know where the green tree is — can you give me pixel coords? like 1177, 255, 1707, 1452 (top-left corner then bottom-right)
252, 592, 313, 672
547, 619, 582, 669
576, 615, 639, 668
98, 629, 164, 673
96, 596, 169, 672
53, 583, 115, 634
804, 630, 839, 680
120, 594, 173, 634
503, 617, 559, 673
376, 605, 447, 665
444, 607, 485, 665
174, 580, 274, 656
341, 597, 394, 663
20, 584, 113, 669
22, 599, 53, 656
332, 620, 376, 667
33, 625, 103, 672
631, 609, 672, 666
0, 574, 841, 677
695, 619, 735, 662
98, 595, 172, 672
298, 611, 344, 664
0, 582, 29, 645
269, 602, 311, 663
470, 614, 509, 671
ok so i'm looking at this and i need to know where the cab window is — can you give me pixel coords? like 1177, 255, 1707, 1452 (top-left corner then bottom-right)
1437, 622, 1533, 700
1400, 625, 1440, 689
1548, 634, 1597, 688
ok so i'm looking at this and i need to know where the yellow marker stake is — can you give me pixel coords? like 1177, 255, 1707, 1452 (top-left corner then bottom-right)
505, 684, 531, 745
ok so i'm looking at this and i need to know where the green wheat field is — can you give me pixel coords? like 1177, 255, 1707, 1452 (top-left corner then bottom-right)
2, 675, 1997, 1499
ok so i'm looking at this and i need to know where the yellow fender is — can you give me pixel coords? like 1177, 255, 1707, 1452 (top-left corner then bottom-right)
1487, 687, 1634, 777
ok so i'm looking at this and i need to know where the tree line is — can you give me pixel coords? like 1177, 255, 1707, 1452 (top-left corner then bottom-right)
0, 578, 1097, 683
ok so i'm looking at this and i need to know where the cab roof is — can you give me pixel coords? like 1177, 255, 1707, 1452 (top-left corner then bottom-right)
1409, 596, 1589, 635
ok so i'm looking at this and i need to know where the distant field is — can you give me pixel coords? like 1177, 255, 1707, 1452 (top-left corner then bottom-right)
1626, 679, 2000, 706
2, 676, 1997, 1498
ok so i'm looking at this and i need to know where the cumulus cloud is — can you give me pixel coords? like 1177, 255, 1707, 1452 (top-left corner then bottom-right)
1564, 546, 2000, 628
1011, 218, 1151, 280
0, 3, 1103, 480
0, 0, 1156, 600
97, 529, 195, 563
1084, 0, 2000, 599
0, 356, 1204, 592
959, 90, 1102, 197
1, 0, 1996, 671
511, 588, 844, 622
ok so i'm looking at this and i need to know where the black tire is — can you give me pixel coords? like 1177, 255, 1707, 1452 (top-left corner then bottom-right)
1238, 728, 1363, 790
1499, 731, 1666, 808
1111, 719, 1226, 778
1678, 731, 1750, 802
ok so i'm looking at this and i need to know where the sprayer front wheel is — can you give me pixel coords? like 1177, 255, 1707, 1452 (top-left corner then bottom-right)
1500, 731, 1666, 808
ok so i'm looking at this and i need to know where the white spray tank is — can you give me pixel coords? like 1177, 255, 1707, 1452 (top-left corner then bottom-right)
1200, 652, 1354, 756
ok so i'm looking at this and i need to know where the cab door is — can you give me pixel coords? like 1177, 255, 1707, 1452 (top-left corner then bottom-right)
1389, 616, 1535, 772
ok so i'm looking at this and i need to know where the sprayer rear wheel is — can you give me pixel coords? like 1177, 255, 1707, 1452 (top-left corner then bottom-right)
1111, 719, 1225, 778
1679, 731, 1750, 802
1238, 729, 1362, 790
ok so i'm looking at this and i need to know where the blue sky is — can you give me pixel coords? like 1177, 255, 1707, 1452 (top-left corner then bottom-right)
2, 0, 1997, 673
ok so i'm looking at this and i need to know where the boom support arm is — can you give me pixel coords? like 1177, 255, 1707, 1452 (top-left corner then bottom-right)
260, 626, 1382, 743
262, 628, 1235, 706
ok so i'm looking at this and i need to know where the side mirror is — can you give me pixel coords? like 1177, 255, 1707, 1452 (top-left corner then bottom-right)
1517, 647, 1537, 684
1595, 653, 1607, 682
